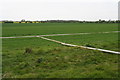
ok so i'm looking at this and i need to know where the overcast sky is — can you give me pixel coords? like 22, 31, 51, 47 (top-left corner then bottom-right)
0, 0, 119, 21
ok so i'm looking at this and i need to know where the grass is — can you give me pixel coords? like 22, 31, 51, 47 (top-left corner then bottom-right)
47, 33, 119, 51
2, 23, 118, 37
2, 23, 119, 78
2, 38, 119, 78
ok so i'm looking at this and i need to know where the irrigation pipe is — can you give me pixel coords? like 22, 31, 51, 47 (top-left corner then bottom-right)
40, 36, 120, 55
1, 31, 120, 39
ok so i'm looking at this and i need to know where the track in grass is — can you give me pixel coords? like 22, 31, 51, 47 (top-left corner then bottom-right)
0, 31, 119, 39
40, 36, 120, 55
2, 23, 119, 78
1, 31, 119, 54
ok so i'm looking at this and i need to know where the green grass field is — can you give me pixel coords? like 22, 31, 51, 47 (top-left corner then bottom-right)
2, 23, 119, 78
47, 33, 119, 51
2, 23, 118, 37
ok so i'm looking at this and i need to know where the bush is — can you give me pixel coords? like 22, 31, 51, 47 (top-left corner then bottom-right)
24, 48, 33, 54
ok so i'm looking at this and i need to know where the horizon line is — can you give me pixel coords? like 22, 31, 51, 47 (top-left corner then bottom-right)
0, 19, 118, 22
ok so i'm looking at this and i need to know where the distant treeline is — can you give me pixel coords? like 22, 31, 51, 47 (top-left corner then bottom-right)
1, 20, 120, 23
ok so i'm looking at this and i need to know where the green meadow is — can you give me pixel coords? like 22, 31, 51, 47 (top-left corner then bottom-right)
2, 23, 119, 78
47, 33, 119, 51
2, 23, 118, 37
